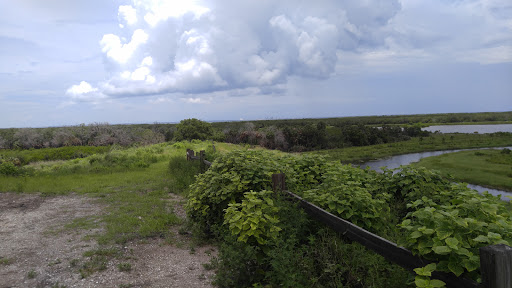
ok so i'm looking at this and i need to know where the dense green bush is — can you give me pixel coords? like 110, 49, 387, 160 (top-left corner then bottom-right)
187, 150, 411, 287
0, 146, 110, 165
187, 150, 512, 287
0, 162, 20, 176
174, 118, 213, 141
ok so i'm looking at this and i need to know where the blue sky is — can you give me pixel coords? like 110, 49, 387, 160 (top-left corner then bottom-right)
1, 0, 511, 128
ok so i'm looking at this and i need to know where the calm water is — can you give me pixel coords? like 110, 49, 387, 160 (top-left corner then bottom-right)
422, 124, 512, 134
360, 147, 512, 201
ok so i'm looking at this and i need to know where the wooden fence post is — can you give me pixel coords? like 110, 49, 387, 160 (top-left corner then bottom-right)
199, 150, 205, 173
272, 173, 286, 194
480, 244, 512, 288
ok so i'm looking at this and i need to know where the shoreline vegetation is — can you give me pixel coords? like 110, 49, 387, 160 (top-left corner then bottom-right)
309, 133, 512, 163
411, 148, 512, 192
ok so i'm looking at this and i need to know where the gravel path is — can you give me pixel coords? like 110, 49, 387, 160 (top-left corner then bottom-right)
0, 193, 216, 288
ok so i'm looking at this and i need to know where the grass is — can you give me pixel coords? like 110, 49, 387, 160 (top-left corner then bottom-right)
412, 148, 512, 191
0, 141, 250, 278
309, 133, 512, 163
0, 257, 12, 265
0, 145, 110, 165
27, 269, 37, 279
117, 262, 132, 272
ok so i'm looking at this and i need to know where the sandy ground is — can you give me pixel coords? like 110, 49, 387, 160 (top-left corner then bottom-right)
0, 193, 216, 288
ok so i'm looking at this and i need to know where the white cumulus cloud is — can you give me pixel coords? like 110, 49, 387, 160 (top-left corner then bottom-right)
66, 81, 105, 102
118, 5, 138, 26
65, 0, 512, 103
100, 29, 149, 64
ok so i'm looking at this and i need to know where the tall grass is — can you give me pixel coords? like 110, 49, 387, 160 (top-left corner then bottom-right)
412, 148, 512, 191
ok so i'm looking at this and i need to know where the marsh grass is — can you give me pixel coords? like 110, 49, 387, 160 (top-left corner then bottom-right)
412, 148, 512, 191
310, 133, 512, 163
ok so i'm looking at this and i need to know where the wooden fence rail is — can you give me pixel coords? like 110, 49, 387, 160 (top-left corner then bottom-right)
186, 149, 211, 172
272, 173, 512, 288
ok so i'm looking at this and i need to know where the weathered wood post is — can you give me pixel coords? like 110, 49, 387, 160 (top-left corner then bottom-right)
211, 140, 216, 152
186, 149, 193, 160
480, 244, 512, 288
199, 150, 205, 173
272, 173, 286, 194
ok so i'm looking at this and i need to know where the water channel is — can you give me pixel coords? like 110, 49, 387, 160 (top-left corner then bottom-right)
421, 124, 512, 134
360, 147, 512, 201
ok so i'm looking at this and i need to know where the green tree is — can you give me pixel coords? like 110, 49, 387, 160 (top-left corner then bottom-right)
174, 118, 213, 141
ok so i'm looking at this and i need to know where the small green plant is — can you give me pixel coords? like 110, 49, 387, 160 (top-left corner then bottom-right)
27, 269, 37, 279
80, 248, 120, 278
117, 262, 132, 272
0, 257, 12, 265
48, 258, 62, 266
69, 258, 80, 267
224, 190, 281, 247
0, 162, 20, 176
51, 282, 67, 288
413, 264, 445, 288
399, 185, 512, 281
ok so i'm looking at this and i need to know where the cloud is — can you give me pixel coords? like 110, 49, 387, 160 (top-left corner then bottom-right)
118, 5, 138, 27
100, 29, 149, 64
65, 0, 511, 103
66, 81, 105, 102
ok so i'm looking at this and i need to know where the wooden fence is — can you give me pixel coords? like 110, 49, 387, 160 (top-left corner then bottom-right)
272, 173, 512, 288
184, 150, 512, 288
186, 149, 211, 172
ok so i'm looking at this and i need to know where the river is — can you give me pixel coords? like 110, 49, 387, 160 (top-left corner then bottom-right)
421, 124, 512, 134
360, 147, 512, 201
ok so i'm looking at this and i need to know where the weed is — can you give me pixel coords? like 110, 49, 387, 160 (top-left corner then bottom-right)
117, 262, 132, 272
79, 255, 108, 278
0, 257, 12, 265
69, 258, 80, 268
79, 247, 121, 278
27, 269, 37, 279
51, 282, 67, 288
202, 261, 216, 271
48, 258, 62, 266
83, 247, 120, 258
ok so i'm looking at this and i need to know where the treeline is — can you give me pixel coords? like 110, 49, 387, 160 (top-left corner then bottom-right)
220, 122, 428, 152
212, 111, 512, 127
1, 111, 510, 151
0, 120, 426, 152
0, 123, 174, 150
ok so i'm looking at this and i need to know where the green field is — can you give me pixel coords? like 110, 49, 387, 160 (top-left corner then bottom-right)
412, 148, 512, 192
0, 141, 245, 244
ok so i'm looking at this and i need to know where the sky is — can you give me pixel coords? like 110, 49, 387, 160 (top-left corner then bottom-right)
1, 0, 511, 128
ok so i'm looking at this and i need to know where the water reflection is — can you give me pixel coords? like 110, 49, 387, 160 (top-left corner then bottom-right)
422, 124, 512, 134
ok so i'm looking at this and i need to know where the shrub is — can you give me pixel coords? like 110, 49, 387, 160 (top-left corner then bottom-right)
0, 162, 19, 176
174, 118, 213, 141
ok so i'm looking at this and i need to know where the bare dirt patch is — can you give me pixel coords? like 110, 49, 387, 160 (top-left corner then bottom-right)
0, 193, 216, 288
